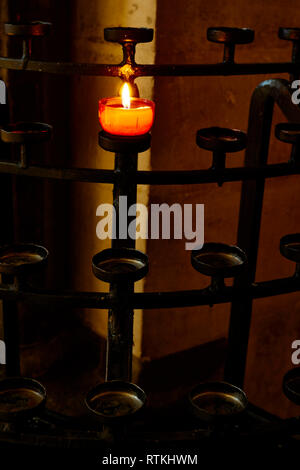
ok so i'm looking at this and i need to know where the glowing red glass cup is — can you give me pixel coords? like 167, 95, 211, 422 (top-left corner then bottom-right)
98, 84, 155, 136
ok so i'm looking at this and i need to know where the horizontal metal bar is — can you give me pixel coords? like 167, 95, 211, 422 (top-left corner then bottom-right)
0, 57, 120, 76
0, 275, 298, 309
136, 162, 300, 185
0, 161, 115, 183
0, 56, 299, 77
0, 287, 112, 308
133, 276, 300, 309
136, 62, 300, 77
0, 160, 299, 185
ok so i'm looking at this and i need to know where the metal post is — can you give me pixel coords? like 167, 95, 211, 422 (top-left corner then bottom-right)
106, 152, 137, 381
2, 274, 20, 376
98, 131, 150, 382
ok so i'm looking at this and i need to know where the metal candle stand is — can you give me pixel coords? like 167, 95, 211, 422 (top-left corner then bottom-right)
0, 22, 299, 449
97, 131, 151, 383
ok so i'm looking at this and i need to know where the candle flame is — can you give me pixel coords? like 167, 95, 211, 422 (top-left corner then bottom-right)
121, 82, 131, 109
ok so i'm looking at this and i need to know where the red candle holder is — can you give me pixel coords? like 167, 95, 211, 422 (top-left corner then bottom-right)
99, 86, 155, 136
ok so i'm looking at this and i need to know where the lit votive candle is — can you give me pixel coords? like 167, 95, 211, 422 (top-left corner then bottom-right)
99, 83, 155, 136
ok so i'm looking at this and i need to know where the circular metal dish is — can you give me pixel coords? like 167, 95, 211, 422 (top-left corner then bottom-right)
85, 381, 146, 423
0, 243, 49, 276
189, 381, 248, 423
4, 21, 51, 37
283, 368, 300, 405
104, 27, 153, 44
278, 27, 300, 42
98, 130, 151, 153
196, 127, 247, 153
280, 234, 300, 263
207, 27, 254, 45
0, 377, 46, 421
191, 242, 247, 278
0, 122, 52, 144
275, 123, 300, 145
92, 248, 148, 283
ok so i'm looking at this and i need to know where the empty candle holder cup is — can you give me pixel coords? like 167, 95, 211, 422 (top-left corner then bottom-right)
191, 242, 247, 292
275, 122, 300, 165
92, 248, 148, 284
0, 122, 52, 168
283, 368, 300, 405
85, 380, 146, 424
0, 376, 46, 422
188, 381, 248, 426
104, 26, 153, 76
104, 26, 153, 45
4, 21, 51, 37
196, 127, 247, 186
207, 27, 254, 64
280, 233, 300, 276
4, 21, 51, 61
0, 243, 48, 278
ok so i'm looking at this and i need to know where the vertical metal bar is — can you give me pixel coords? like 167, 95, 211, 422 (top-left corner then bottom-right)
112, 152, 138, 251
223, 43, 235, 64
106, 151, 137, 381
290, 142, 300, 165
106, 281, 134, 381
225, 79, 300, 387
0, 76, 17, 376
291, 42, 300, 82
2, 274, 20, 376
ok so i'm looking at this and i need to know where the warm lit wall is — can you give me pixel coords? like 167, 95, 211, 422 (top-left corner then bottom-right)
69, 0, 156, 358
144, 0, 300, 417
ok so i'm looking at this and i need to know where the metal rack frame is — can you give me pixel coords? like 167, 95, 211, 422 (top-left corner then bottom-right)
0, 23, 299, 448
